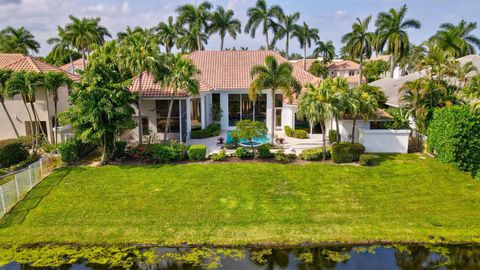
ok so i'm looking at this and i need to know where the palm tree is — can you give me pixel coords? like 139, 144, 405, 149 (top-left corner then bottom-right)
375, 5, 421, 78
308, 60, 328, 78
0, 69, 20, 138
176, 1, 212, 52
431, 20, 480, 57
462, 74, 480, 110
155, 54, 200, 142
48, 26, 75, 73
292, 22, 319, 70
44, 72, 72, 144
331, 77, 350, 143
0, 26, 40, 55
272, 12, 300, 59
118, 31, 160, 144
297, 82, 334, 160
345, 84, 379, 143
342, 16, 374, 86
245, 0, 284, 50
155, 17, 183, 53
314, 40, 335, 63
248, 55, 301, 141
209, 6, 241, 50
456, 61, 478, 85
65, 15, 111, 69
117, 26, 147, 42
177, 27, 209, 52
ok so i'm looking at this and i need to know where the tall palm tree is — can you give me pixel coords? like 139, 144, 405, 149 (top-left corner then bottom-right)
248, 55, 301, 141
117, 26, 147, 42
375, 5, 421, 78
272, 12, 300, 59
297, 82, 334, 160
431, 20, 480, 57
177, 27, 209, 52
331, 77, 350, 143
292, 22, 320, 70
155, 17, 183, 53
118, 31, 160, 145
176, 1, 212, 52
245, 0, 284, 50
314, 40, 335, 63
44, 72, 72, 144
342, 16, 374, 86
0, 26, 40, 55
0, 69, 20, 138
209, 6, 241, 50
155, 54, 200, 142
345, 84, 379, 143
48, 26, 75, 73
65, 15, 111, 69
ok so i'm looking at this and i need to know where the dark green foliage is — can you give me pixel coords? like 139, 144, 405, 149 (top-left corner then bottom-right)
274, 150, 296, 163
9, 153, 40, 171
359, 154, 380, 166
235, 147, 253, 159
328, 130, 338, 144
363, 60, 389, 82
188, 144, 207, 161
257, 144, 273, 159
114, 141, 127, 158
372, 108, 411, 130
0, 141, 29, 168
44, 51, 82, 66
210, 149, 227, 161
284, 126, 308, 139
427, 105, 480, 176
299, 147, 331, 161
58, 138, 96, 164
331, 142, 366, 163
190, 124, 221, 139
147, 143, 189, 163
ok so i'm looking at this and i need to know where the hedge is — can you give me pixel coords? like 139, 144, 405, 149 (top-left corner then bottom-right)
257, 144, 273, 159
0, 140, 29, 168
359, 154, 379, 166
329, 130, 338, 144
299, 147, 331, 160
331, 142, 365, 163
427, 105, 480, 176
235, 147, 254, 159
58, 138, 97, 164
188, 144, 207, 161
190, 124, 221, 139
148, 143, 188, 163
284, 126, 308, 139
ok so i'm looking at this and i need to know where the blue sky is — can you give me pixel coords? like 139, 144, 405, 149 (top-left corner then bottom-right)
0, 0, 479, 56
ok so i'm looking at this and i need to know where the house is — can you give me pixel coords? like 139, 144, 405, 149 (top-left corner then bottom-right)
0, 53, 79, 142
59, 58, 86, 75
292, 59, 366, 86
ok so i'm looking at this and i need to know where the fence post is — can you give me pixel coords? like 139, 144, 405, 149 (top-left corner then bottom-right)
15, 175, 20, 201
0, 186, 6, 214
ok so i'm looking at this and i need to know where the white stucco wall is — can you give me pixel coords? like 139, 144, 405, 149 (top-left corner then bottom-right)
358, 128, 411, 153
338, 120, 371, 142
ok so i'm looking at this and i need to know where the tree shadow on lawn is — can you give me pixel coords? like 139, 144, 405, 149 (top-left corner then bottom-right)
0, 167, 72, 228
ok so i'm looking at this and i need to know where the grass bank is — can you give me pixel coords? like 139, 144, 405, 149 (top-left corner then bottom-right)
0, 154, 479, 246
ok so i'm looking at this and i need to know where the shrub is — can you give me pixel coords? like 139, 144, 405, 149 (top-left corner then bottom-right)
428, 105, 480, 176
58, 138, 96, 164
0, 140, 29, 168
284, 126, 308, 139
329, 130, 338, 144
10, 153, 40, 171
211, 149, 227, 161
235, 147, 253, 159
147, 142, 188, 163
0, 168, 6, 176
114, 141, 128, 158
190, 124, 221, 139
299, 147, 331, 161
274, 150, 296, 163
188, 144, 207, 161
257, 144, 273, 159
40, 143, 58, 154
359, 154, 379, 166
331, 142, 366, 163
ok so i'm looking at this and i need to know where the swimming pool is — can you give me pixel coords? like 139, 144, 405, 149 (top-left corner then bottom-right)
225, 130, 270, 146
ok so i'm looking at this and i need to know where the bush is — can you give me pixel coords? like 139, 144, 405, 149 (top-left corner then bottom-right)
147, 142, 188, 163
299, 147, 331, 160
114, 141, 127, 158
211, 149, 227, 161
10, 153, 40, 171
188, 144, 207, 161
274, 150, 296, 163
58, 138, 96, 164
235, 147, 253, 159
428, 105, 480, 176
40, 143, 58, 153
284, 126, 308, 139
329, 130, 338, 144
257, 144, 273, 159
331, 142, 366, 163
359, 154, 379, 166
0, 140, 29, 168
190, 124, 221, 139
0, 168, 6, 176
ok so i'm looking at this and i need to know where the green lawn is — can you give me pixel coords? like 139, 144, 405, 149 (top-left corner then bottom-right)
0, 154, 479, 246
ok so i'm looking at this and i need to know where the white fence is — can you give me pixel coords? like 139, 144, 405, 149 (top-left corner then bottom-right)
358, 128, 411, 153
0, 155, 57, 218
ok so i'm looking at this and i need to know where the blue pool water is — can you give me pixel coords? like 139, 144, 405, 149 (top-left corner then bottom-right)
225, 130, 269, 146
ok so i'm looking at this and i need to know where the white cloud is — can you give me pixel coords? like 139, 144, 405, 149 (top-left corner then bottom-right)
121, 1, 132, 15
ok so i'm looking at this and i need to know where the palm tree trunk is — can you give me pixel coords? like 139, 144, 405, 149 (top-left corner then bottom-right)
351, 118, 357, 143
69, 52, 75, 74
82, 49, 86, 71
54, 96, 59, 145
321, 121, 326, 160
303, 46, 307, 70
285, 34, 289, 60
22, 97, 35, 150
270, 89, 276, 142
220, 34, 224, 51
1, 99, 20, 138
101, 133, 109, 165
335, 117, 340, 143
390, 55, 395, 78
309, 120, 313, 136
163, 96, 176, 143
358, 54, 363, 86
45, 91, 53, 144
137, 72, 144, 145
264, 20, 269, 50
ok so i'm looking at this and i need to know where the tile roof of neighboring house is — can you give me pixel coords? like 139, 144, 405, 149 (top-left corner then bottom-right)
327, 60, 360, 71
59, 58, 86, 72
342, 108, 393, 120
0, 53, 79, 81
370, 54, 391, 62
130, 50, 319, 98
292, 59, 317, 71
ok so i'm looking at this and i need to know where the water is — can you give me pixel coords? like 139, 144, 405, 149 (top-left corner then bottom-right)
1, 244, 480, 270
225, 130, 270, 146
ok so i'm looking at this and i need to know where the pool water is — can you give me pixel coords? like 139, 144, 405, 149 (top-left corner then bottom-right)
225, 130, 270, 145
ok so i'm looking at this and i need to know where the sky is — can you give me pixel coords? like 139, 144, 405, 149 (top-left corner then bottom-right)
0, 0, 479, 56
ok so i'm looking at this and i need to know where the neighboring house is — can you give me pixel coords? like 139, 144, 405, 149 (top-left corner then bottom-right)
0, 53, 79, 142
59, 58, 86, 75
292, 59, 366, 86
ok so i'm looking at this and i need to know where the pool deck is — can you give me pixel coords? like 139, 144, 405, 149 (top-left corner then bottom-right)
187, 130, 326, 156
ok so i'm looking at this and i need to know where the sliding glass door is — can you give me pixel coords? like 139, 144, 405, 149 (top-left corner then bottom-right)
228, 94, 267, 126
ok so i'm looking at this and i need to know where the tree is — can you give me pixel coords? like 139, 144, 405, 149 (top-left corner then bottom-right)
271, 12, 300, 59
297, 82, 334, 160
209, 6, 241, 50
155, 17, 183, 53
345, 84, 380, 143
0, 69, 20, 138
308, 60, 328, 78
248, 55, 301, 141
431, 20, 480, 57
363, 60, 389, 82
314, 40, 335, 63
176, 1, 212, 51
0, 26, 40, 55
462, 74, 480, 110
118, 31, 159, 145
233, 120, 268, 155
375, 5, 421, 78
342, 16, 374, 85
456, 61, 478, 85
177, 27, 209, 52
44, 72, 72, 144
47, 26, 76, 71
155, 54, 200, 142
292, 22, 319, 70
245, 0, 284, 50
65, 15, 111, 69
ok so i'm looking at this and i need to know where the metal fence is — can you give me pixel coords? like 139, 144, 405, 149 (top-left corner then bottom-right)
0, 155, 57, 218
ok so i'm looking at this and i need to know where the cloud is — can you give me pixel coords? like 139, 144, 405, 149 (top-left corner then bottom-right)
334, 10, 347, 17
0, 0, 21, 5
121, 2, 132, 15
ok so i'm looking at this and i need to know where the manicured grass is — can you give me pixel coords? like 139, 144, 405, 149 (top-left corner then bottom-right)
0, 154, 479, 246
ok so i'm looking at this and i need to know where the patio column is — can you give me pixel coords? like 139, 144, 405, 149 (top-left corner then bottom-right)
186, 97, 192, 137
200, 95, 206, 129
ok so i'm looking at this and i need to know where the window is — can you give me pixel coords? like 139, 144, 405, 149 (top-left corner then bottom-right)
349, 70, 355, 76
295, 114, 323, 134
190, 98, 202, 130
228, 94, 241, 126
142, 117, 150, 135
25, 121, 47, 137
228, 94, 267, 126
156, 100, 180, 133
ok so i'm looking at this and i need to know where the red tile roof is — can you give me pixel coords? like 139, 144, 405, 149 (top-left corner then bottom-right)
59, 58, 85, 72
328, 60, 360, 71
0, 53, 25, 68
